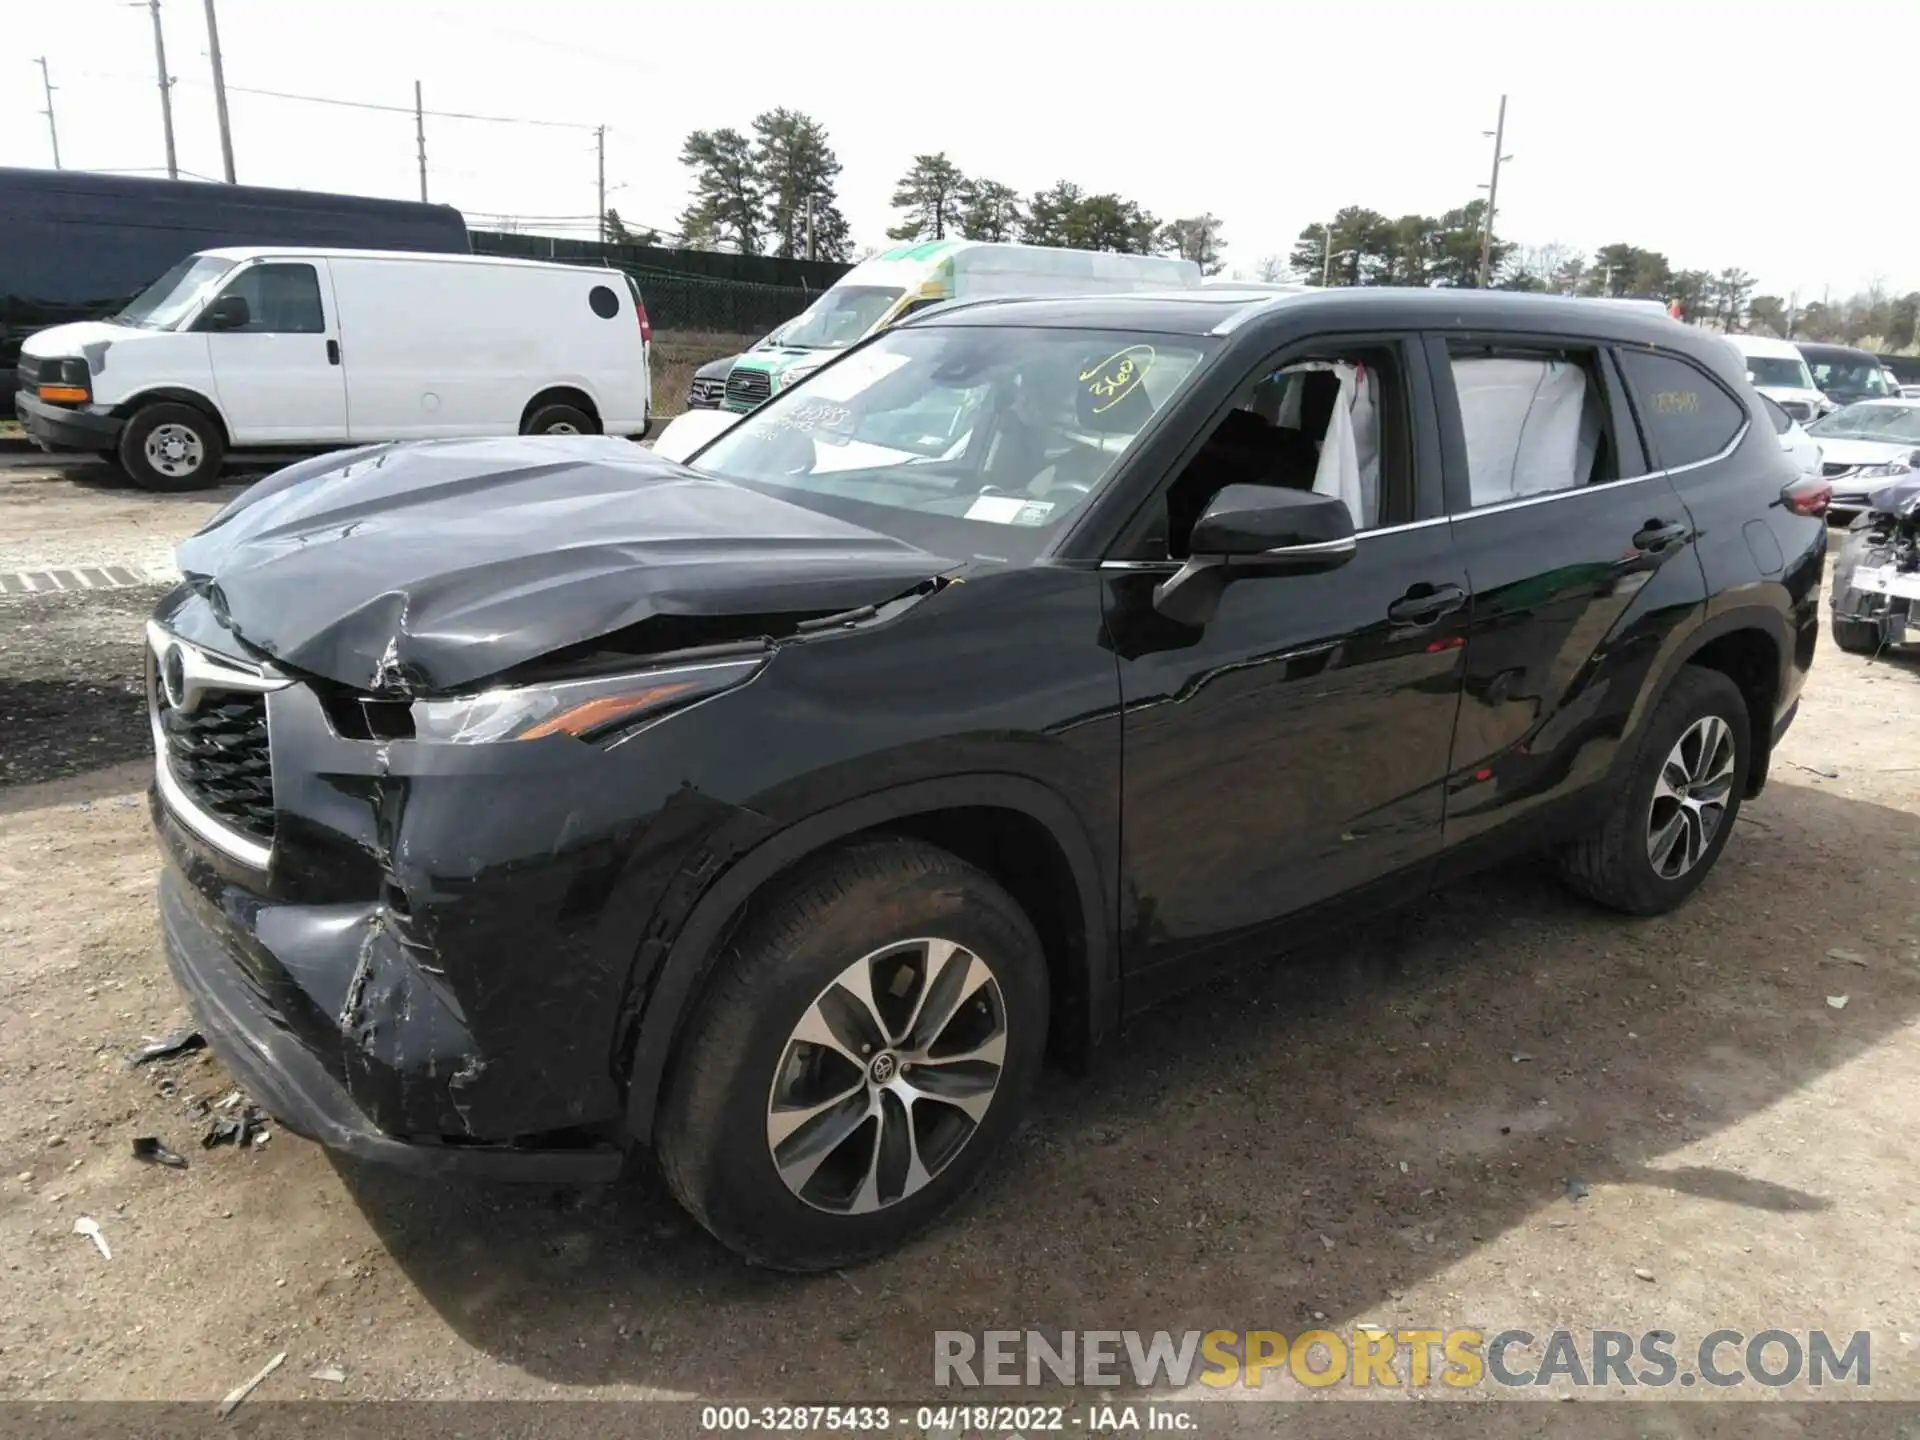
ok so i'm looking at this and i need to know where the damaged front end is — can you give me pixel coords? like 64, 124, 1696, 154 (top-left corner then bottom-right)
146, 438, 956, 1178
1833, 475, 1920, 650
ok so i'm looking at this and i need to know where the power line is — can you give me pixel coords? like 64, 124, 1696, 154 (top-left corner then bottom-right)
177, 77, 598, 131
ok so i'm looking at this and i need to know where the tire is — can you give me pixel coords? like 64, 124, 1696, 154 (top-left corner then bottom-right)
117, 402, 226, 492
522, 403, 597, 436
655, 838, 1049, 1271
1557, 665, 1750, 916
1832, 616, 1883, 655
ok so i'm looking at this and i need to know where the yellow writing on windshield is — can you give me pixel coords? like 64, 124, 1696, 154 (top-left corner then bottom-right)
1651, 390, 1699, 414
1079, 345, 1156, 415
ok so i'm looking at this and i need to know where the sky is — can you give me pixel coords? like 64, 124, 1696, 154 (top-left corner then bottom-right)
7, 0, 1914, 303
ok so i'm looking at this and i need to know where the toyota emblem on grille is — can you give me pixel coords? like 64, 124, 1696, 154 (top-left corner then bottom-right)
160, 644, 188, 711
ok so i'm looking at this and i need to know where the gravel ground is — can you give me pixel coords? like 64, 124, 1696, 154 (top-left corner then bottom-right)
2, 464, 1918, 1427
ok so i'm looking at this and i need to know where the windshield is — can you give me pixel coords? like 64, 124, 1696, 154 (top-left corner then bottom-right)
1810, 358, 1897, 397
1808, 404, 1920, 444
776, 286, 906, 351
114, 255, 236, 330
1746, 355, 1814, 389
690, 325, 1213, 561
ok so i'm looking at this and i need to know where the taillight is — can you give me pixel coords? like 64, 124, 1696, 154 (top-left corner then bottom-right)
635, 298, 652, 346
1782, 478, 1831, 517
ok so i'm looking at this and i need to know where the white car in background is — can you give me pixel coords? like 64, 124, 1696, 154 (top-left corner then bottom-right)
1725, 333, 1833, 425
1757, 392, 1822, 480
1804, 399, 1920, 518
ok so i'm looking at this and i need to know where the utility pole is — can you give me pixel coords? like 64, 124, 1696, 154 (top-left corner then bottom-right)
1476, 94, 1510, 289
414, 81, 428, 201
595, 126, 606, 242
1320, 215, 1335, 287
144, 1, 179, 178
36, 57, 62, 169
203, 0, 236, 181
805, 195, 816, 262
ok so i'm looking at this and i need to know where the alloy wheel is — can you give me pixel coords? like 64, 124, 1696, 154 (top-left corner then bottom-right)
1646, 714, 1737, 880
766, 938, 1008, 1215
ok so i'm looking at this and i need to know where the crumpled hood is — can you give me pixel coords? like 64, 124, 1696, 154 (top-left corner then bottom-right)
174, 435, 953, 695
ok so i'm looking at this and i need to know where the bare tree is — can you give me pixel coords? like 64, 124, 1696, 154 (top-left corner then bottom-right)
1513, 241, 1578, 293
1253, 254, 1286, 282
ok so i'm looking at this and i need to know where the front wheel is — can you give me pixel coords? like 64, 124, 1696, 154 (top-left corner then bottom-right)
654, 839, 1049, 1271
117, 402, 226, 492
1558, 666, 1750, 915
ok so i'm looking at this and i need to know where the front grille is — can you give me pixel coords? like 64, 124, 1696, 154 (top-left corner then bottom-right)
687, 375, 726, 409
158, 689, 275, 844
16, 357, 40, 395
1779, 399, 1813, 422
1824, 462, 1860, 479
723, 367, 772, 411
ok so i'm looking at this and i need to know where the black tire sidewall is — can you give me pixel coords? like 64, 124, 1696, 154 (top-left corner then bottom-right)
1615, 671, 1751, 910
1831, 617, 1883, 654
118, 404, 224, 491
662, 847, 1049, 1270
524, 404, 595, 436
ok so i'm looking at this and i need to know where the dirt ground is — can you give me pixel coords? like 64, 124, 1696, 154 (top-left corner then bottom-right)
2, 459, 1918, 1426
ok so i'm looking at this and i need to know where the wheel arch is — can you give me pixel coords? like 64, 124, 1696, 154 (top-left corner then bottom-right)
520, 384, 602, 433
1630, 605, 1787, 799
622, 775, 1117, 1145
111, 387, 232, 445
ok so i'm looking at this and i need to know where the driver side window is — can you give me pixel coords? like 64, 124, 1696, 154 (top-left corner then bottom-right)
200, 262, 326, 334
1151, 342, 1411, 559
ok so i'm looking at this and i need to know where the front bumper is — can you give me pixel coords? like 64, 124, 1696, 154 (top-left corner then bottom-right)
14, 390, 122, 452
158, 853, 623, 1183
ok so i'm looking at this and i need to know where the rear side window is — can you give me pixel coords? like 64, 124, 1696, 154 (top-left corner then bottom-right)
1616, 349, 1746, 468
588, 284, 620, 319
1445, 344, 1624, 509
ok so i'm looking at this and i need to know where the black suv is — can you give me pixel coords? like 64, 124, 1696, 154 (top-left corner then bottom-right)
147, 289, 1825, 1271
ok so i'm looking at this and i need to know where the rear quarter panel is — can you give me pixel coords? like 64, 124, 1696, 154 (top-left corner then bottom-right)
329, 260, 642, 438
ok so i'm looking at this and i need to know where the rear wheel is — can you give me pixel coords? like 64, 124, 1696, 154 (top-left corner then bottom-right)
117, 402, 226, 492
1558, 666, 1750, 915
654, 839, 1048, 1271
522, 403, 597, 436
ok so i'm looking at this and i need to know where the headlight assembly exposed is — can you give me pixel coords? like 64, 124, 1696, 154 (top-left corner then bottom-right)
410, 655, 765, 745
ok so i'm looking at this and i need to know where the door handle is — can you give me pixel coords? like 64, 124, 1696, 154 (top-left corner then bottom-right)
1387, 582, 1466, 625
326, 339, 341, 366
1632, 519, 1692, 556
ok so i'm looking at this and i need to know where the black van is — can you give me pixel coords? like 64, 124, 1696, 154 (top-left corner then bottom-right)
1, 168, 469, 368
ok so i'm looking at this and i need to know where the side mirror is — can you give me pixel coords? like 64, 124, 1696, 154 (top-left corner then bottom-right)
198, 294, 250, 332
1153, 485, 1357, 627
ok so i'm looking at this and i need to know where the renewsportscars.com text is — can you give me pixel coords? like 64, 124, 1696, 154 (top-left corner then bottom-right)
932, 1328, 1871, 1390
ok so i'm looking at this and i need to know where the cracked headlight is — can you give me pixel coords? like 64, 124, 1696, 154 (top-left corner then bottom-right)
410, 655, 765, 745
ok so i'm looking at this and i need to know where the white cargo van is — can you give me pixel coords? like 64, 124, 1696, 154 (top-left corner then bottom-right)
13, 247, 653, 490
1723, 333, 1831, 424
